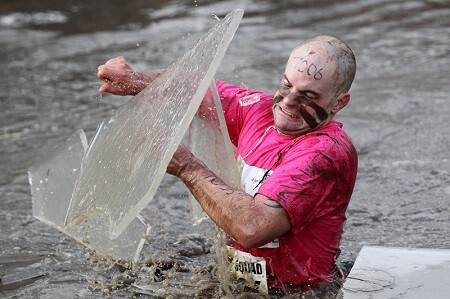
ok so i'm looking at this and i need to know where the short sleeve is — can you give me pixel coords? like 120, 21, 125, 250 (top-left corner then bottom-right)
216, 80, 272, 146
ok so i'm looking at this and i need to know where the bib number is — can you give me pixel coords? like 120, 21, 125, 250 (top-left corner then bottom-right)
229, 247, 268, 295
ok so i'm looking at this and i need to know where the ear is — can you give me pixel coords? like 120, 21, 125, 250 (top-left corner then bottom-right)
331, 92, 350, 114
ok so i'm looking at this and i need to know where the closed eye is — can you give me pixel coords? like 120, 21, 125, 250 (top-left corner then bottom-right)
282, 74, 292, 87
282, 74, 320, 100
304, 92, 318, 100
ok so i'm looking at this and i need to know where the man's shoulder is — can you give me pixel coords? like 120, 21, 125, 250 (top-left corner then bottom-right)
304, 121, 354, 148
286, 121, 357, 168
217, 80, 273, 102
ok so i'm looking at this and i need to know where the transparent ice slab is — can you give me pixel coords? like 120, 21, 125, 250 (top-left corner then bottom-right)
29, 130, 150, 262
30, 129, 88, 226
187, 82, 241, 224
65, 9, 244, 238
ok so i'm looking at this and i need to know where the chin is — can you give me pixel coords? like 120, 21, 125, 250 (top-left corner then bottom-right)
274, 117, 304, 134
275, 125, 308, 136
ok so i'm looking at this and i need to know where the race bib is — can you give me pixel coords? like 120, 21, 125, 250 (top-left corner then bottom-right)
229, 247, 268, 295
237, 156, 273, 196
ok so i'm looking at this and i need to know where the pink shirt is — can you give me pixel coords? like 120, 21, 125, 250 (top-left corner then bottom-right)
217, 81, 358, 289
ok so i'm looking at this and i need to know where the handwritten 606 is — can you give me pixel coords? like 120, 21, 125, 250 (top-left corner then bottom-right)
293, 56, 323, 80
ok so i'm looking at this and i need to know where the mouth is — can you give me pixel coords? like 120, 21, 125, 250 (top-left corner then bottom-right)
279, 106, 300, 119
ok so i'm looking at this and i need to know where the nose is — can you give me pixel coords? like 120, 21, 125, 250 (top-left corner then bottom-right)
283, 91, 304, 105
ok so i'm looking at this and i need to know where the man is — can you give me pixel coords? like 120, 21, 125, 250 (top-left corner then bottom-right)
97, 35, 357, 293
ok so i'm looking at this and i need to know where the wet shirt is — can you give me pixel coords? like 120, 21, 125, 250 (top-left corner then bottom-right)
216, 80, 358, 289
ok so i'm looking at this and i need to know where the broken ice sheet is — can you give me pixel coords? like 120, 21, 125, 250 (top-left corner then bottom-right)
65, 9, 244, 238
0, 265, 47, 291
29, 129, 88, 226
28, 129, 149, 262
187, 82, 241, 224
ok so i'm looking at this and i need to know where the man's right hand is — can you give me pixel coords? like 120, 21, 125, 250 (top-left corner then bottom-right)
97, 56, 149, 96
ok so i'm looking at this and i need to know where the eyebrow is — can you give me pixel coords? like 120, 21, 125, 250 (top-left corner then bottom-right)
282, 74, 321, 98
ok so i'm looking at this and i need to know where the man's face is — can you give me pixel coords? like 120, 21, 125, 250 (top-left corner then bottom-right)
272, 44, 339, 136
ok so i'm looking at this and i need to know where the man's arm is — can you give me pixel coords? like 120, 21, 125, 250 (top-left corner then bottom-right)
167, 144, 291, 249
97, 56, 163, 96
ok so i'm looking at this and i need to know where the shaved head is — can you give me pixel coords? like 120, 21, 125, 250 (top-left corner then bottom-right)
292, 35, 356, 96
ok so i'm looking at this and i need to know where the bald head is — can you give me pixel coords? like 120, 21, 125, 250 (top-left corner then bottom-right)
291, 35, 356, 96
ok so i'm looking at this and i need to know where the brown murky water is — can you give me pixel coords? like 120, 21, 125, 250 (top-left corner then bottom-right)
1, 0, 449, 297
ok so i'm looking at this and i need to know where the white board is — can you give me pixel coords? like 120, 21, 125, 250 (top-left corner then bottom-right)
341, 246, 450, 299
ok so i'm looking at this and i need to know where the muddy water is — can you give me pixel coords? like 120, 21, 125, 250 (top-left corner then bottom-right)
1, 0, 449, 298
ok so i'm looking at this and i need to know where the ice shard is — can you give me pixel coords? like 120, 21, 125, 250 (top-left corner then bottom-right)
187, 82, 241, 224
30, 129, 88, 226
65, 9, 244, 238
29, 130, 150, 262
186, 82, 242, 296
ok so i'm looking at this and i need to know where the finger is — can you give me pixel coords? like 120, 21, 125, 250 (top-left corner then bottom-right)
99, 83, 109, 93
107, 56, 124, 65
97, 66, 109, 80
